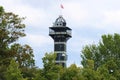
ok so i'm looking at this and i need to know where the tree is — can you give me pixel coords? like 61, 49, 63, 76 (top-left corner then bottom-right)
81, 33, 120, 79
10, 43, 35, 79
81, 60, 101, 80
97, 63, 117, 80
10, 43, 35, 68
41, 52, 63, 80
34, 69, 47, 80
0, 6, 26, 80
0, 6, 35, 79
0, 6, 25, 45
60, 64, 84, 80
5, 59, 23, 80
0, 6, 25, 65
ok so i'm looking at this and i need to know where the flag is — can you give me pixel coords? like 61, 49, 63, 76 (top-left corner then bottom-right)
60, 4, 64, 9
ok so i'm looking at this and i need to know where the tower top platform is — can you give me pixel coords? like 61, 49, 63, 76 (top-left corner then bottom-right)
53, 15, 66, 27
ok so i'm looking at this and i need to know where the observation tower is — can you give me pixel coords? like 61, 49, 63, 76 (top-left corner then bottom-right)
49, 16, 72, 67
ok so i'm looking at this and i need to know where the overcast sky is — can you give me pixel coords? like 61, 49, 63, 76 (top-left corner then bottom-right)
1, 0, 120, 68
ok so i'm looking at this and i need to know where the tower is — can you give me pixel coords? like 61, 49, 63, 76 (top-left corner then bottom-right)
49, 16, 72, 67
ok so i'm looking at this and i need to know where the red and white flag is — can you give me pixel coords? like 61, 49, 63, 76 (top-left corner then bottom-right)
60, 4, 64, 9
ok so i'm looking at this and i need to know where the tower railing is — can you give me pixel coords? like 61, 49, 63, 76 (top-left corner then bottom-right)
49, 29, 71, 36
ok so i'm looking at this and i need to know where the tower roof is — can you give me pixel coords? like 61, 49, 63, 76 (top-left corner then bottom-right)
53, 15, 66, 27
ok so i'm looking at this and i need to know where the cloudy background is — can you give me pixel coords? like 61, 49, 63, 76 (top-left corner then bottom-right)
1, 0, 120, 68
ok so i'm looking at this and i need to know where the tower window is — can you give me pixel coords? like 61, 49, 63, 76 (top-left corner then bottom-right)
56, 53, 66, 61
54, 44, 66, 51
63, 22, 66, 26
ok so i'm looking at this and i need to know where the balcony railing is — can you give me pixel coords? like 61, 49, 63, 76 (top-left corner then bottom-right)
49, 29, 71, 36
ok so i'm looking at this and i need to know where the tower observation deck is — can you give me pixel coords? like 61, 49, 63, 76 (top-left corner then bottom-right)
49, 16, 72, 67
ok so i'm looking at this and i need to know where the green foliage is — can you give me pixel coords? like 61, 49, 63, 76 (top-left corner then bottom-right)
42, 52, 63, 80
61, 64, 84, 80
82, 60, 101, 80
0, 6, 35, 80
81, 33, 120, 79
10, 43, 35, 68
0, 6, 4, 15
82, 68, 100, 80
5, 59, 23, 80
0, 6, 26, 65
81, 44, 100, 70
0, 9, 25, 46
34, 69, 47, 80
22, 67, 38, 80
42, 53, 56, 70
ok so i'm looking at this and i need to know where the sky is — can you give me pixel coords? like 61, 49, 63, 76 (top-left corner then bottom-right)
1, 0, 120, 68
